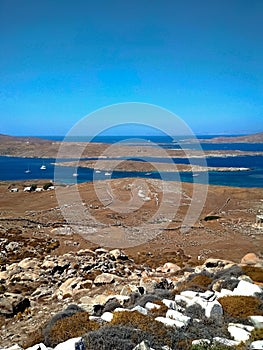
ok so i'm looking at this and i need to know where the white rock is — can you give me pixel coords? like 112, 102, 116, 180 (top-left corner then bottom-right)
131, 305, 148, 315
94, 273, 119, 285
249, 316, 263, 329
53, 337, 82, 350
192, 339, 211, 346
1, 345, 23, 350
0, 271, 8, 280
155, 316, 185, 328
215, 288, 233, 298
166, 309, 191, 326
145, 302, 161, 310
101, 311, 113, 322
180, 291, 198, 299
228, 325, 251, 342
25, 343, 49, 350
174, 294, 191, 307
162, 299, 177, 309
205, 300, 223, 318
250, 340, 263, 349
233, 280, 262, 296
132, 340, 153, 350
213, 337, 239, 347
199, 290, 215, 300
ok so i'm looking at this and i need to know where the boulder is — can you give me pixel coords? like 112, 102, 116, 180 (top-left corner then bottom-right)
155, 316, 185, 328
166, 309, 191, 326
54, 277, 83, 299
161, 262, 181, 273
94, 273, 119, 285
101, 311, 113, 322
205, 300, 223, 319
213, 337, 239, 347
241, 253, 261, 265
145, 302, 161, 310
233, 280, 262, 296
133, 340, 152, 350
0, 293, 30, 316
109, 249, 128, 260
228, 324, 251, 342
249, 316, 263, 329
25, 343, 49, 350
53, 337, 82, 350
1, 345, 23, 350
250, 340, 263, 349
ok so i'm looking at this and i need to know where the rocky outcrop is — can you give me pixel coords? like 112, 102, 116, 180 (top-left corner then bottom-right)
0, 252, 262, 349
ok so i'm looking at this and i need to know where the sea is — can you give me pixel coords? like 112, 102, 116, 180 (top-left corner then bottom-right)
0, 135, 262, 188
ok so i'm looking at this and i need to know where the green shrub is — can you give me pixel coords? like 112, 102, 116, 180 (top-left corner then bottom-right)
43, 182, 53, 190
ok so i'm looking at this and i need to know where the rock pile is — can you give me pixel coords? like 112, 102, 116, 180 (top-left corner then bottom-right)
0, 250, 263, 350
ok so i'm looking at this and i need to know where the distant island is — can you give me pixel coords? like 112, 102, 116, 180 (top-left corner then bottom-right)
198, 131, 263, 143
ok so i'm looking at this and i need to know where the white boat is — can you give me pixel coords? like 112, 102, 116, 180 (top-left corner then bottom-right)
25, 165, 31, 173
72, 172, 78, 177
95, 170, 101, 173
105, 172, 111, 176
40, 165, 46, 170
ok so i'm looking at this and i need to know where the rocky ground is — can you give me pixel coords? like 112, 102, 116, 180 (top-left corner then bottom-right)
0, 178, 263, 349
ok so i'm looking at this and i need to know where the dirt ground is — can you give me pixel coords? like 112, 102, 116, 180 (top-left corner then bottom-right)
1, 178, 262, 266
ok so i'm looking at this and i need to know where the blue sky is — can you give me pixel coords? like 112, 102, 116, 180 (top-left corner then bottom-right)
0, 0, 263, 136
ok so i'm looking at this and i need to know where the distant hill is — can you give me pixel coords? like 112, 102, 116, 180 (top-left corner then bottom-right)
0, 134, 52, 144
201, 132, 263, 143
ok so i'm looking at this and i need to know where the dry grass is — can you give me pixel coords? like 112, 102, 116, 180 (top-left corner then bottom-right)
241, 266, 263, 283
218, 296, 263, 319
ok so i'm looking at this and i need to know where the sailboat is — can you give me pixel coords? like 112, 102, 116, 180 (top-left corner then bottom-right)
25, 165, 31, 173
40, 163, 46, 170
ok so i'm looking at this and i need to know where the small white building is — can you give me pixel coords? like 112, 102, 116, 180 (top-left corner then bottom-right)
23, 186, 31, 192
35, 187, 44, 192
10, 188, 19, 192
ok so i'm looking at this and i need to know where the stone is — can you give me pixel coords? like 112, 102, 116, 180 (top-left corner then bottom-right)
228, 325, 251, 342
0, 293, 30, 316
145, 302, 161, 310
0, 345, 23, 350
54, 277, 83, 299
155, 316, 184, 328
161, 262, 181, 273
250, 340, 263, 349
162, 299, 177, 310
53, 337, 82, 350
241, 253, 261, 265
213, 337, 239, 347
139, 277, 158, 293
0, 271, 8, 280
132, 340, 152, 350
181, 291, 198, 299
166, 309, 191, 326
199, 290, 215, 300
205, 300, 223, 319
131, 305, 148, 315
249, 316, 263, 329
101, 311, 113, 322
192, 339, 211, 346
94, 273, 118, 285
18, 257, 39, 269
233, 280, 262, 296
25, 344, 49, 350
109, 249, 128, 260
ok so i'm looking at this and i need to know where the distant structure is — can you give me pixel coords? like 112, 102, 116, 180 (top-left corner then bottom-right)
255, 214, 263, 228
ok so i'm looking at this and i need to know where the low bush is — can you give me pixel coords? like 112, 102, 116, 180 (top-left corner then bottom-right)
177, 274, 213, 293
218, 295, 263, 319
241, 266, 263, 283
42, 304, 99, 347
110, 311, 179, 348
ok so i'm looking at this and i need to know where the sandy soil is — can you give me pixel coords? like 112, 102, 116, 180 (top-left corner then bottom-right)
1, 178, 262, 266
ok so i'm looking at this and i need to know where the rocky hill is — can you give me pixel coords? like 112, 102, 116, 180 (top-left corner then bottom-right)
0, 246, 262, 350
199, 132, 263, 143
